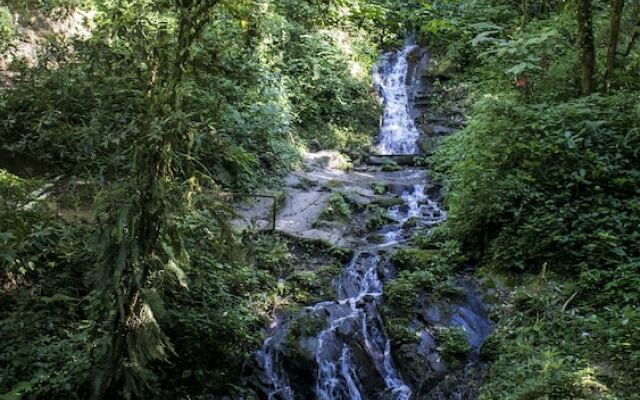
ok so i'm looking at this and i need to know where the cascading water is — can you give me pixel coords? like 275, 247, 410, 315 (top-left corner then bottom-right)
385, 184, 447, 245
256, 334, 295, 400
256, 45, 486, 400
314, 253, 410, 400
374, 44, 424, 155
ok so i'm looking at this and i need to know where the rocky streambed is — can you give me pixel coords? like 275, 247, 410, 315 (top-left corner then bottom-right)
240, 44, 493, 399
246, 160, 492, 399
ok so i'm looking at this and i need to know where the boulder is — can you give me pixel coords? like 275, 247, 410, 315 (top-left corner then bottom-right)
305, 151, 351, 170
308, 139, 322, 153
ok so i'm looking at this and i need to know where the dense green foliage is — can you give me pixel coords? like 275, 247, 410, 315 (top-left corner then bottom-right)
426, 0, 640, 398
438, 94, 640, 274
0, 7, 14, 51
2, 0, 640, 398
0, 0, 394, 398
0, 0, 390, 188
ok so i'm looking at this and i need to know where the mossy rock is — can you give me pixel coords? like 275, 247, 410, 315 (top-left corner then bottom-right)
372, 182, 387, 195
366, 234, 385, 244
297, 314, 325, 337
381, 162, 402, 171
426, 57, 458, 80
324, 179, 344, 189
281, 316, 323, 397
435, 327, 471, 366
365, 205, 393, 231
285, 314, 326, 352
384, 317, 419, 347
402, 217, 420, 229
341, 190, 371, 208
391, 247, 440, 272
292, 176, 315, 190
313, 219, 347, 230
371, 196, 404, 208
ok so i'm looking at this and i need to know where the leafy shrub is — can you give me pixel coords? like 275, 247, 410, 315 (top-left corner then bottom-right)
320, 192, 353, 221
3, 0, 82, 14
384, 317, 418, 347
390, 247, 439, 272
435, 327, 471, 365
0, 307, 96, 400
248, 234, 294, 276
163, 263, 264, 394
381, 160, 402, 171
478, 333, 500, 362
365, 204, 393, 230
0, 6, 14, 51
0, 171, 69, 277
285, 270, 320, 303
435, 94, 640, 276
158, 212, 270, 396
0, 172, 95, 399
372, 182, 387, 195
434, 92, 640, 397
278, 27, 380, 150
433, 279, 464, 299
385, 269, 439, 312
419, 0, 640, 397
385, 276, 419, 312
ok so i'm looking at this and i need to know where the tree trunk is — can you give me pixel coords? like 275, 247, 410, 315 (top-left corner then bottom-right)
606, 0, 625, 92
92, 3, 219, 399
576, 0, 597, 95
621, 2, 639, 57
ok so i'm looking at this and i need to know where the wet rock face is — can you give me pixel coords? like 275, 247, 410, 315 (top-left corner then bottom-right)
411, 48, 468, 159
282, 346, 316, 398
384, 281, 493, 399
406, 46, 429, 89
252, 45, 487, 399
395, 334, 448, 395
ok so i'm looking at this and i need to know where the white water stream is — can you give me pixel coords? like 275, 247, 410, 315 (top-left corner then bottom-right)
374, 45, 423, 155
314, 253, 411, 400
256, 45, 448, 399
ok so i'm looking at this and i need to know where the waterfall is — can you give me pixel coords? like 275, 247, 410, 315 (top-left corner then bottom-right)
315, 253, 410, 400
255, 335, 295, 400
256, 45, 458, 400
374, 44, 424, 155
257, 184, 446, 400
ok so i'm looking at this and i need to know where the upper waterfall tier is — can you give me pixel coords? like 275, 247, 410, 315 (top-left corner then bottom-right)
374, 45, 424, 155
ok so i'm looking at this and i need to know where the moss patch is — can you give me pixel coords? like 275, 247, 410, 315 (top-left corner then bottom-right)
390, 247, 440, 272
435, 327, 471, 367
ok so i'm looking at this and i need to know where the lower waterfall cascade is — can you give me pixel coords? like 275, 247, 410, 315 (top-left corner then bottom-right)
255, 45, 492, 400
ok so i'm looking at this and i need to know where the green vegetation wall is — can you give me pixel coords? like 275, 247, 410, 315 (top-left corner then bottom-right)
0, 0, 391, 190
0, 0, 417, 399
423, 0, 640, 398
